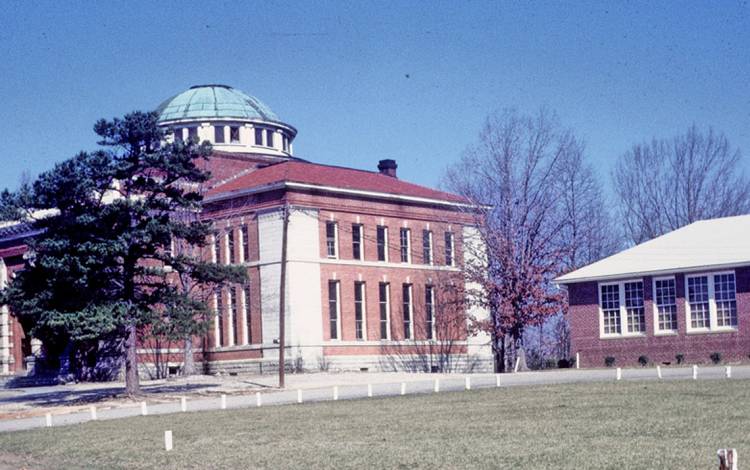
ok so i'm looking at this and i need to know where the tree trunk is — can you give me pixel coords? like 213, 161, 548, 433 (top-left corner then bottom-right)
124, 323, 140, 396
183, 336, 195, 376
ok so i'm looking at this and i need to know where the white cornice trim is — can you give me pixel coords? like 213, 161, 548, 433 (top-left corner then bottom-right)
205, 180, 481, 210
555, 261, 750, 285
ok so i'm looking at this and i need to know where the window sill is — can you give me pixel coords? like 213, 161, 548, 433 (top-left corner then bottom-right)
599, 333, 647, 340
653, 331, 678, 337
686, 328, 738, 335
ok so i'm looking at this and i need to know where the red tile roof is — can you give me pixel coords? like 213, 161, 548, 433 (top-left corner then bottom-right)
206, 161, 468, 204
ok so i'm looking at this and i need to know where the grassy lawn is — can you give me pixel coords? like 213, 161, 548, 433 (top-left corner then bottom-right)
1, 380, 748, 469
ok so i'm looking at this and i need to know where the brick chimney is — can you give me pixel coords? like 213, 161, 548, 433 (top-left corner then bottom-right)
377, 159, 398, 178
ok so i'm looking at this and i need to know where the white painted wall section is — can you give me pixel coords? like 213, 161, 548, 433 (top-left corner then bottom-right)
462, 226, 493, 369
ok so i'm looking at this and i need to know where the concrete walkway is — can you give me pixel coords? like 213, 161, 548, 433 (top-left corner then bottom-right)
1, 364, 746, 433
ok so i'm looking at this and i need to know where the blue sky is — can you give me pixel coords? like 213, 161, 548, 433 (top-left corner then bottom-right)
1, 1, 748, 194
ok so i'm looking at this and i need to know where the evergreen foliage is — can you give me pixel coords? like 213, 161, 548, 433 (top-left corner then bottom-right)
0, 111, 245, 394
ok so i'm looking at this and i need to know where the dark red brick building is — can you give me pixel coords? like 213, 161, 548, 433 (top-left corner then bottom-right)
556, 216, 750, 367
0, 85, 493, 377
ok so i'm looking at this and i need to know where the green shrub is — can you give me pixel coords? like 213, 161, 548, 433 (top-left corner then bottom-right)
604, 356, 615, 367
638, 355, 649, 367
710, 352, 722, 364
676, 354, 685, 365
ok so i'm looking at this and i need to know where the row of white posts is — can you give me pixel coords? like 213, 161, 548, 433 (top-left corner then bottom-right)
42, 364, 737, 431
615, 365, 733, 381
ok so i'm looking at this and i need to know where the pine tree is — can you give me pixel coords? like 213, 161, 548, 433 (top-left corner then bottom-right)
0, 111, 245, 395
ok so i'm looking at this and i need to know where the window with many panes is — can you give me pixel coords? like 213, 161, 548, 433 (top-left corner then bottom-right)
241, 225, 249, 263
328, 281, 340, 340
686, 272, 738, 331
715, 273, 737, 327
173, 128, 183, 142
243, 283, 252, 345
445, 232, 454, 266
687, 276, 710, 329
422, 230, 433, 265
377, 226, 388, 261
352, 224, 363, 260
400, 228, 411, 263
215, 289, 224, 347
600, 284, 621, 335
624, 281, 645, 333
227, 229, 235, 264
354, 282, 366, 340
425, 286, 435, 340
654, 278, 677, 332
212, 232, 221, 264
402, 284, 413, 339
229, 287, 238, 346
254, 127, 263, 146
187, 127, 198, 141
326, 222, 338, 258
266, 129, 274, 148
379, 283, 390, 340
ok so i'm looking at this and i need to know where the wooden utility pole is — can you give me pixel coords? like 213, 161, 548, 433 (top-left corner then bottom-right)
278, 203, 290, 388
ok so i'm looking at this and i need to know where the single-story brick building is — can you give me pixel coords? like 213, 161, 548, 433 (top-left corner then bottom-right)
555, 215, 750, 368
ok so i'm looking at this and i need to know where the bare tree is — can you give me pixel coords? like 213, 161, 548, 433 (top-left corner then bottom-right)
613, 125, 750, 244
444, 107, 614, 372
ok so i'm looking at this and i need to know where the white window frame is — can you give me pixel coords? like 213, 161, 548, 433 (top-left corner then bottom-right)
242, 283, 251, 345
685, 270, 738, 333
422, 230, 433, 265
227, 287, 236, 347
652, 276, 678, 335
425, 285, 436, 340
597, 279, 646, 339
214, 290, 223, 348
445, 231, 455, 267
400, 228, 411, 264
377, 226, 389, 262
354, 281, 367, 341
379, 282, 391, 340
240, 225, 249, 263
328, 280, 341, 340
352, 223, 364, 261
326, 222, 339, 259
403, 283, 414, 339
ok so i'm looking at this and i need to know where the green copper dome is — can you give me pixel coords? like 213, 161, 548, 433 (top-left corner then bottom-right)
156, 84, 282, 123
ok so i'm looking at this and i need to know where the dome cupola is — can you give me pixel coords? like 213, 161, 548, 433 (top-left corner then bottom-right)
156, 84, 296, 158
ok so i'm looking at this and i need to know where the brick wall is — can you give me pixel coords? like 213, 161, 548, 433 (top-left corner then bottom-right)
568, 266, 750, 367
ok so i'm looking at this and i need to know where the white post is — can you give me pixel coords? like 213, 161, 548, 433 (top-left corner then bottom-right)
656, 365, 662, 379
141, 401, 148, 416
496, 374, 501, 387
180, 397, 187, 412
575, 352, 580, 369
220, 394, 227, 410
90, 406, 97, 420
256, 392, 262, 407
465, 376, 471, 390
45, 413, 52, 428
693, 364, 698, 380
400, 382, 406, 395
297, 389, 303, 404
514, 357, 520, 373
367, 384, 373, 398
434, 379, 440, 393
333, 386, 339, 401
164, 430, 173, 452
726, 366, 732, 378
616, 367, 622, 381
